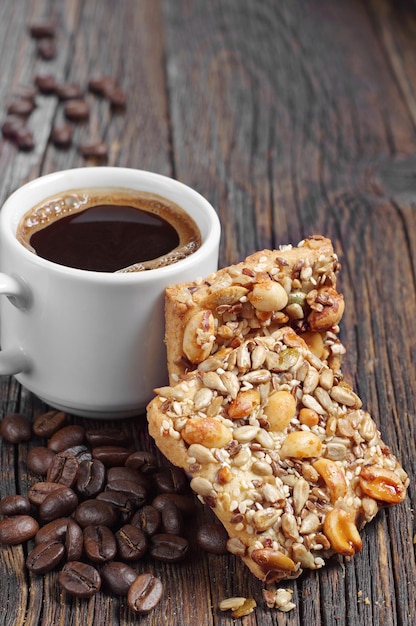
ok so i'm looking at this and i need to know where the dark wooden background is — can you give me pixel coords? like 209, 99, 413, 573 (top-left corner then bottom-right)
0, 1, 415, 624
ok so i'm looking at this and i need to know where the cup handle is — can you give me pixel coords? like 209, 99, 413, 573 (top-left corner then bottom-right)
0, 273, 30, 374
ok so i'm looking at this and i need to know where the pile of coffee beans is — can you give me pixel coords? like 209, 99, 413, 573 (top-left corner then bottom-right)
1, 18, 127, 157
0, 411, 228, 615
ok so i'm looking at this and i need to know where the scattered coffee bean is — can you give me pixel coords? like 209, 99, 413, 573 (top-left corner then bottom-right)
65, 519, 84, 561
50, 122, 73, 148
28, 481, 66, 507
2, 115, 24, 139
29, 19, 56, 39
125, 450, 159, 473
0, 494, 31, 516
131, 505, 161, 536
37, 38, 56, 60
88, 75, 117, 96
15, 126, 35, 151
7, 98, 35, 117
0, 515, 39, 545
152, 493, 196, 517
39, 486, 79, 522
161, 500, 184, 536
74, 498, 118, 528
78, 140, 108, 159
64, 99, 89, 121
101, 561, 138, 596
26, 539, 65, 574
0, 413, 32, 443
115, 524, 147, 561
91, 445, 130, 467
59, 561, 101, 598
107, 465, 148, 485
96, 489, 139, 523
127, 573, 163, 614
47, 424, 85, 453
85, 428, 129, 448
196, 523, 229, 555
76, 459, 106, 498
33, 410, 67, 438
149, 533, 189, 563
26, 446, 56, 475
46, 450, 79, 486
55, 82, 83, 100
154, 467, 189, 494
34, 72, 57, 94
105, 86, 127, 109
83, 525, 117, 563
35, 517, 73, 545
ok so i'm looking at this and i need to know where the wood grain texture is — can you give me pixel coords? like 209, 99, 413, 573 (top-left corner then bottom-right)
0, 0, 415, 624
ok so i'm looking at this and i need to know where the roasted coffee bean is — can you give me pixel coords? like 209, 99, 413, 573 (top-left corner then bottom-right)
51, 123, 73, 148
161, 501, 184, 536
46, 450, 79, 486
15, 127, 35, 151
2, 115, 24, 139
48, 425, 85, 453
64, 99, 90, 121
125, 451, 159, 474
127, 573, 163, 614
83, 525, 117, 563
196, 523, 229, 555
76, 459, 106, 498
37, 37, 56, 60
78, 140, 108, 159
0, 515, 39, 545
64, 445, 91, 464
152, 493, 196, 517
149, 533, 189, 563
29, 19, 56, 38
131, 505, 161, 537
28, 481, 66, 506
39, 486, 78, 522
107, 466, 150, 489
105, 86, 126, 109
33, 410, 67, 438
26, 446, 56, 475
26, 539, 65, 574
115, 524, 147, 562
96, 490, 138, 523
35, 517, 72, 544
92, 446, 130, 467
7, 98, 35, 117
55, 82, 83, 100
101, 561, 138, 596
74, 499, 118, 528
85, 428, 129, 448
59, 561, 101, 598
88, 75, 117, 96
34, 72, 57, 94
0, 413, 32, 443
65, 519, 84, 561
153, 467, 189, 495
105, 479, 147, 503
0, 494, 31, 516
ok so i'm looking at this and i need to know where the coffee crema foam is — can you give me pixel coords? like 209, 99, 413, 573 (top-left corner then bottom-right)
17, 188, 202, 272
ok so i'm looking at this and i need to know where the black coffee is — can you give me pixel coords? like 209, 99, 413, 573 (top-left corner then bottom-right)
17, 188, 201, 272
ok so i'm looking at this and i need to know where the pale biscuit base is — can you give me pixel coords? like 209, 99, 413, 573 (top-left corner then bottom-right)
147, 327, 408, 583
164, 236, 346, 384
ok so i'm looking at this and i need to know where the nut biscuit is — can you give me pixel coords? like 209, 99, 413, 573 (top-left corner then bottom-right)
147, 327, 408, 583
164, 235, 345, 384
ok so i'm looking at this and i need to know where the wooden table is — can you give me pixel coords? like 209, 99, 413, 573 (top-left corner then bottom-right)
0, 1, 415, 624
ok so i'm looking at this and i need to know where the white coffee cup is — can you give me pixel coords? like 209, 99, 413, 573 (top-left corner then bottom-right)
0, 167, 221, 418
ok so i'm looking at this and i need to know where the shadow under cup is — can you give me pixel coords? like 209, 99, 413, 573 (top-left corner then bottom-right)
0, 168, 221, 418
